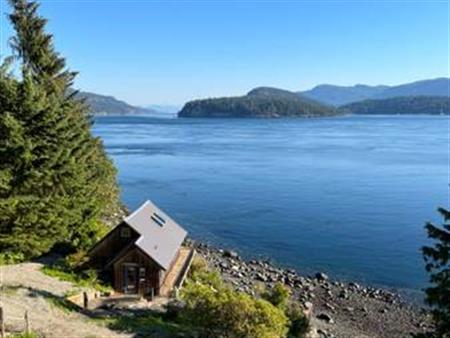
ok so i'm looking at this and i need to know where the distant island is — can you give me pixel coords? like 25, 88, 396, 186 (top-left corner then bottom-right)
341, 96, 450, 115
77, 91, 156, 115
178, 87, 340, 118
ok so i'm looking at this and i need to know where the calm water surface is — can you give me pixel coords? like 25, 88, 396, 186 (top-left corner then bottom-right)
93, 115, 448, 295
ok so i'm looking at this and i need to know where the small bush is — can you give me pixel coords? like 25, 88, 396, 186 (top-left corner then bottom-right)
189, 270, 223, 289
64, 250, 89, 269
180, 271, 289, 338
189, 256, 208, 275
261, 282, 291, 310
0, 251, 25, 265
286, 302, 310, 338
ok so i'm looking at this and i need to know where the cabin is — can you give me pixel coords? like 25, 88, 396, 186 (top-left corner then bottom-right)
87, 200, 193, 298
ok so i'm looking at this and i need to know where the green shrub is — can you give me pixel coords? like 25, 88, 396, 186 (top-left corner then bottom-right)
286, 302, 310, 338
259, 282, 310, 337
188, 270, 224, 290
189, 255, 209, 275
64, 250, 89, 269
0, 251, 25, 265
261, 282, 291, 310
180, 271, 289, 338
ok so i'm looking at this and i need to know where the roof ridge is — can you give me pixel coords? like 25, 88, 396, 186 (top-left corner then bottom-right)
124, 200, 152, 229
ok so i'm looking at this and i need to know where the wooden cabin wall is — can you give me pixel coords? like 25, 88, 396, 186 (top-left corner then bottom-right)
113, 246, 162, 295
88, 223, 140, 268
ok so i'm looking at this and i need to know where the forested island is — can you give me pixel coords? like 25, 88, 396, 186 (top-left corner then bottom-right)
340, 96, 450, 115
178, 87, 340, 118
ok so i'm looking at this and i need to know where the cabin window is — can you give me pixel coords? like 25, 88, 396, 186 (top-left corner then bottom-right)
151, 212, 166, 227
120, 227, 131, 238
139, 267, 146, 278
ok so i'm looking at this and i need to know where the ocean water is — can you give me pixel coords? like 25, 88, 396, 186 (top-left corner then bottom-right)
92, 115, 449, 295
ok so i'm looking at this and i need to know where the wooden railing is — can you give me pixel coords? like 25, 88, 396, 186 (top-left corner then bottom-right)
174, 248, 196, 290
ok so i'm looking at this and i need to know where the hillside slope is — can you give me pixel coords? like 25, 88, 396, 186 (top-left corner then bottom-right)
301, 78, 449, 106
301, 84, 388, 106
374, 78, 450, 99
77, 91, 155, 115
340, 96, 450, 115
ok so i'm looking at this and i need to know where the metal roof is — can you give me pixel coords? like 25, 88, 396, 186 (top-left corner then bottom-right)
124, 200, 187, 270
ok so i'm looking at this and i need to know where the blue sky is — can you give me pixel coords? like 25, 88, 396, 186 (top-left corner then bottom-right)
0, 0, 449, 105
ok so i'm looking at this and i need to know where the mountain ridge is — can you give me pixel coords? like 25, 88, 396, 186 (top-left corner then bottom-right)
341, 95, 450, 115
301, 78, 449, 106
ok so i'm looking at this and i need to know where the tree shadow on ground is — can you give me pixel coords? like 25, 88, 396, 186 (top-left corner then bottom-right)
23, 287, 81, 313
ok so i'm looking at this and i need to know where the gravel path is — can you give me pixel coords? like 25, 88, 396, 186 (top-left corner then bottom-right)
0, 262, 131, 338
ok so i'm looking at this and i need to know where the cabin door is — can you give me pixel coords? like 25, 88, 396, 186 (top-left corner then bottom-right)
123, 264, 138, 294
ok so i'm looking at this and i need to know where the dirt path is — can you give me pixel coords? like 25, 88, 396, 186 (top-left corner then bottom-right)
0, 262, 131, 338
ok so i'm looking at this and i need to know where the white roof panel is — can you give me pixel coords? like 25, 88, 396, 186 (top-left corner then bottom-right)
124, 200, 187, 270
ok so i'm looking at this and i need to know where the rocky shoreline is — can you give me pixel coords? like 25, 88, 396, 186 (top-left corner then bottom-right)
188, 240, 433, 338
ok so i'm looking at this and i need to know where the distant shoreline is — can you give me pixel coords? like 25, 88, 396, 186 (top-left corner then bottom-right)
93, 112, 449, 120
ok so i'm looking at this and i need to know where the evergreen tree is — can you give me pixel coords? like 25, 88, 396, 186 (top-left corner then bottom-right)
0, 0, 120, 259
422, 207, 450, 337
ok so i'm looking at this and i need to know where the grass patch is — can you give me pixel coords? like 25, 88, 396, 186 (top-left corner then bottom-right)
41, 265, 112, 293
63, 288, 82, 298
42, 265, 78, 282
